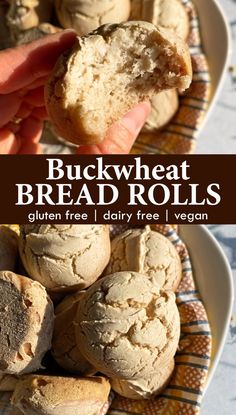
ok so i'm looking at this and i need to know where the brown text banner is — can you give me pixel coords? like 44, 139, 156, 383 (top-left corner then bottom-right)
0, 155, 235, 224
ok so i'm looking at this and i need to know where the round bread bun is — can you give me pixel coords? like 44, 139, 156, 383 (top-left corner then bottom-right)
7, 0, 53, 41
111, 358, 175, 399
106, 226, 182, 291
11, 374, 111, 415
52, 292, 95, 374
45, 21, 192, 145
19, 225, 111, 290
0, 271, 54, 375
130, 0, 189, 40
142, 89, 179, 132
76, 271, 180, 380
55, 0, 131, 36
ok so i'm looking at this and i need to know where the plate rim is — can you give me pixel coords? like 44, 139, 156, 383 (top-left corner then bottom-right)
179, 224, 234, 392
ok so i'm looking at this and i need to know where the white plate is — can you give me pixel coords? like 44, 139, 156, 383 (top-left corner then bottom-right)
193, 0, 231, 132
179, 225, 234, 391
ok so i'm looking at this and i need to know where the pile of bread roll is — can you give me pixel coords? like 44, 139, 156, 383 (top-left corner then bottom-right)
2, 1, 192, 147
0, 224, 182, 414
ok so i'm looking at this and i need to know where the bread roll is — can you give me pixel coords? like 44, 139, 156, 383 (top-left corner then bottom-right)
111, 358, 175, 399
19, 225, 111, 290
0, 373, 19, 391
106, 226, 182, 291
130, 0, 189, 40
0, 225, 19, 272
0, 271, 54, 375
7, 0, 53, 41
52, 292, 95, 374
142, 89, 179, 132
45, 21, 192, 145
76, 272, 180, 380
55, 0, 131, 36
11, 375, 111, 415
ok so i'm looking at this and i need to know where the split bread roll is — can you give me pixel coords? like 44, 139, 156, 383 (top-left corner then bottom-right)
19, 225, 111, 290
0, 271, 54, 375
55, 0, 131, 36
45, 21, 192, 145
11, 374, 111, 415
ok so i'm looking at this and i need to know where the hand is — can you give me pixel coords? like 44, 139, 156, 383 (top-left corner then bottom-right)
0, 31, 151, 155
0, 30, 77, 154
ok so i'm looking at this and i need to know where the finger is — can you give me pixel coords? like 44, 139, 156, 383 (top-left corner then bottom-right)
17, 116, 44, 143
18, 142, 42, 154
25, 76, 48, 91
77, 101, 151, 155
31, 106, 49, 120
15, 102, 33, 119
0, 93, 21, 127
0, 30, 77, 94
0, 128, 21, 154
5, 121, 21, 134
23, 86, 45, 107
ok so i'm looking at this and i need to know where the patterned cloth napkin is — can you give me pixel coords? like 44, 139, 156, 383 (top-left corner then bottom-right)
132, 0, 211, 155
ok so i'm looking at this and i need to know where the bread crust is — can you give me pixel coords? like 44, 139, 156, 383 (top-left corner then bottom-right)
76, 272, 180, 379
55, 0, 131, 36
0, 271, 54, 375
19, 225, 111, 290
106, 227, 182, 291
142, 89, 179, 132
52, 292, 95, 374
45, 21, 192, 146
130, 0, 189, 40
11, 375, 110, 415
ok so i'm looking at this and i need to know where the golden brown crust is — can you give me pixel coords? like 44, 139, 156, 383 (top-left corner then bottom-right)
11, 375, 111, 412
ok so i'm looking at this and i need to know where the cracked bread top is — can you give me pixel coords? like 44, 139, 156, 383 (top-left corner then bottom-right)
19, 225, 111, 290
106, 226, 182, 291
130, 0, 189, 40
76, 271, 180, 380
0, 271, 54, 375
55, 0, 131, 36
